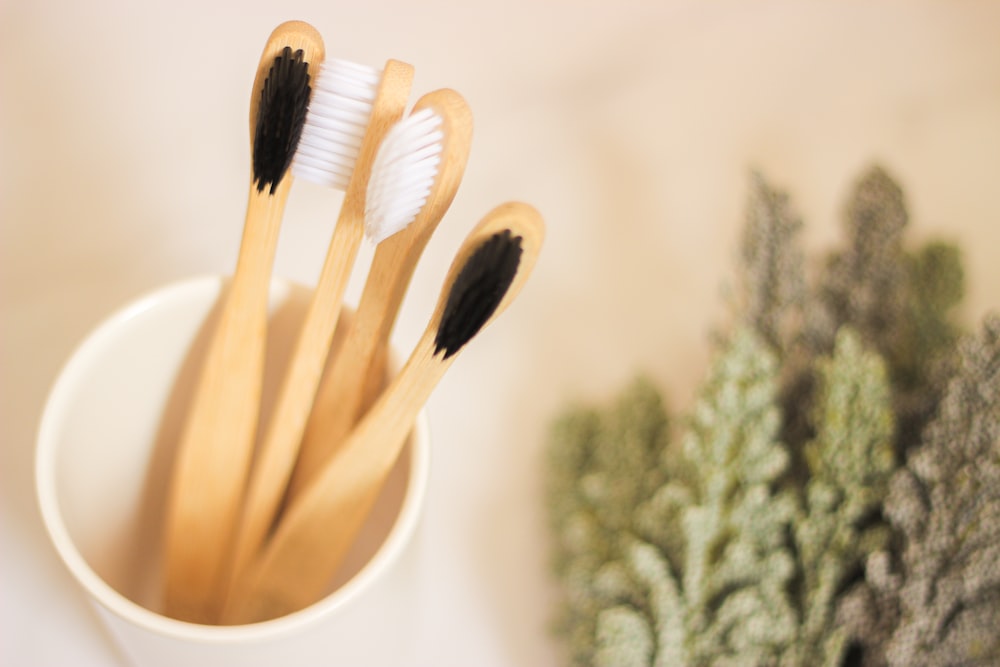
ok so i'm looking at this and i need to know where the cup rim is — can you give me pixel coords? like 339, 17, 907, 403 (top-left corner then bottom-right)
35, 274, 431, 643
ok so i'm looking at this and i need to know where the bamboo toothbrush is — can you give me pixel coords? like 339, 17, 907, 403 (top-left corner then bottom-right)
223, 201, 544, 623
222, 58, 414, 603
290, 88, 473, 500
162, 21, 324, 624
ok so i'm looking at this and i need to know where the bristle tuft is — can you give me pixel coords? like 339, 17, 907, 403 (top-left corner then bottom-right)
291, 59, 381, 190
253, 47, 312, 195
434, 230, 523, 359
364, 108, 445, 243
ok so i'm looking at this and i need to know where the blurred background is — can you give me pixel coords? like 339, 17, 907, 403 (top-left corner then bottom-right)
2, 1, 998, 664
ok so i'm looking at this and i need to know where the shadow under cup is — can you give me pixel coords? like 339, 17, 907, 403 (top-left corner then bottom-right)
35, 275, 430, 667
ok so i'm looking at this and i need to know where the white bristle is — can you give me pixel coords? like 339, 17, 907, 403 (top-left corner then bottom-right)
292, 59, 382, 190
364, 108, 444, 244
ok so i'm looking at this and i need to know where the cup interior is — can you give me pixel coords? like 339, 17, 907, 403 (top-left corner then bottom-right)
36, 275, 428, 639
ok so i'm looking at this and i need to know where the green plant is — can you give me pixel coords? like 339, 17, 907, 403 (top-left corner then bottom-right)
839, 315, 1000, 666
545, 166, 997, 666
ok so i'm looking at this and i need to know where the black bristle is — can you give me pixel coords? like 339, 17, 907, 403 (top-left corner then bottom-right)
434, 230, 523, 360
252, 46, 311, 195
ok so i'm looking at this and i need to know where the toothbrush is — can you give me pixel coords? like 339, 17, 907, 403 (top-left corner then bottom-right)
162, 21, 324, 624
289, 88, 473, 501
223, 201, 545, 623
223, 58, 414, 600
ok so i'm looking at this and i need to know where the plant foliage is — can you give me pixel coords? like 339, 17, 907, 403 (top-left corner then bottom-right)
546, 166, 997, 666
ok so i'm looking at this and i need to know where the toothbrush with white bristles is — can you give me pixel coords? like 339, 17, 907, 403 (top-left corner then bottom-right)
364, 106, 446, 242
222, 57, 414, 605
224, 201, 545, 623
291, 58, 383, 189
162, 21, 324, 625
289, 88, 473, 501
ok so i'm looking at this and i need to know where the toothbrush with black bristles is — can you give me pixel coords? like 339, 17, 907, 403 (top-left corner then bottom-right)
162, 20, 324, 625
222, 56, 415, 605
223, 201, 545, 624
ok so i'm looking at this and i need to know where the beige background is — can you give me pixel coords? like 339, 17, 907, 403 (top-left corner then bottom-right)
2, 1, 999, 665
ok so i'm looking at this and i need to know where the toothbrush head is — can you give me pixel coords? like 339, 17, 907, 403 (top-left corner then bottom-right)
364, 107, 446, 244
291, 58, 383, 191
247, 21, 324, 196
252, 46, 314, 195
432, 202, 545, 360
434, 228, 523, 359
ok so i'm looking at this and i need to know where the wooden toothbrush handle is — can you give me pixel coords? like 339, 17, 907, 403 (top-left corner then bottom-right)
290, 239, 411, 500
224, 216, 364, 594
163, 181, 289, 623
224, 340, 445, 623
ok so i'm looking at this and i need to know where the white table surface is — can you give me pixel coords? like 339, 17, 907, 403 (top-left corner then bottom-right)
3, 2, 999, 665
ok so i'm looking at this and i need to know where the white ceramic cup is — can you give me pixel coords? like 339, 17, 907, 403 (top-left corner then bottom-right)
36, 275, 430, 667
